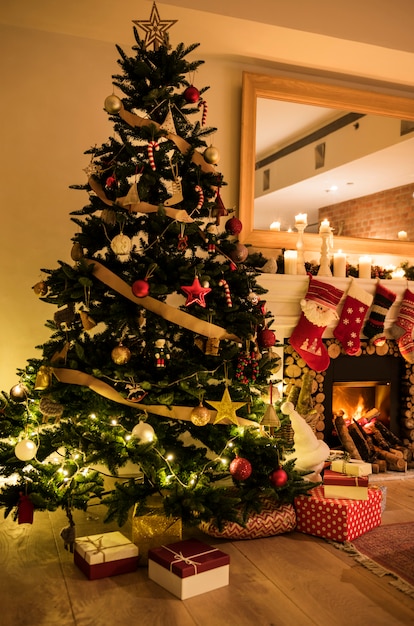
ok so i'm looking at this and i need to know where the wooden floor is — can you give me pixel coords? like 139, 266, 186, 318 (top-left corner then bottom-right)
1, 474, 414, 626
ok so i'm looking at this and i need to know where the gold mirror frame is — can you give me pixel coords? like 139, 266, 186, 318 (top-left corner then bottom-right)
238, 71, 414, 256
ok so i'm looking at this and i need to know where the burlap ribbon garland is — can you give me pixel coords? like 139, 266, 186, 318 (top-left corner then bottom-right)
118, 107, 217, 176
84, 258, 239, 342
51, 367, 255, 426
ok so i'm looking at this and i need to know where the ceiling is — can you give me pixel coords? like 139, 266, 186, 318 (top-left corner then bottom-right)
160, 0, 414, 53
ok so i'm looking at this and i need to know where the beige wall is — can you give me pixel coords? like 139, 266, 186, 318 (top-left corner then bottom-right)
1, 0, 414, 391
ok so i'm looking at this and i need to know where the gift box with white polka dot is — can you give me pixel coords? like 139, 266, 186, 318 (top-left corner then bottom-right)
294, 486, 382, 542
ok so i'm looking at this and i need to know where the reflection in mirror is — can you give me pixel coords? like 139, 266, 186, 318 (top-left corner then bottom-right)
255, 99, 414, 238
239, 72, 414, 257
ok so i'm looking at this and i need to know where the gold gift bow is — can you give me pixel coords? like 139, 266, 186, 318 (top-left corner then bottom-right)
51, 367, 255, 427
84, 258, 239, 342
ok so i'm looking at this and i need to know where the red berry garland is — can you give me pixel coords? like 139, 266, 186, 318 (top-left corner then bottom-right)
235, 352, 259, 384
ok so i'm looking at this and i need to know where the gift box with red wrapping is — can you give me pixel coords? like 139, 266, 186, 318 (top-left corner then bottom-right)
323, 469, 369, 500
294, 486, 382, 542
74, 531, 139, 580
148, 538, 230, 599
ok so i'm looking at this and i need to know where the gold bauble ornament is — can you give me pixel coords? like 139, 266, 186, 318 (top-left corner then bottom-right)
32, 281, 48, 296
71, 242, 84, 261
190, 403, 211, 426
104, 94, 122, 114
203, 145, 220, 165
111, 344, 131, 365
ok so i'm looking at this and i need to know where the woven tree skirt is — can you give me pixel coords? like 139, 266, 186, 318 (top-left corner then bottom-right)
200, 501, 296, 540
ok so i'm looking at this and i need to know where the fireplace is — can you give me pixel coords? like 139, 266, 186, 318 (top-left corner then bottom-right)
323, 350, 403, 446
332, 381, 391, 428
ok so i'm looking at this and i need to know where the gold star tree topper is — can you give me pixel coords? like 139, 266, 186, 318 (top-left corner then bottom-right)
133, 2, 177, 50
207, 387, 246, 425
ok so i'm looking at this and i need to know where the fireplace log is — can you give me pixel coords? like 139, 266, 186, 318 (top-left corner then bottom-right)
403, 418, 414, 430
374, 421, 403, 447
334, 415, 362, 460
348, 421, 377, 461
373, 446, 407, 471
368, 425, 391, 451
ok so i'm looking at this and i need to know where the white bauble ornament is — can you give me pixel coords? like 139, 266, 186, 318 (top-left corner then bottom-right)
110, 234, 132, 258
131, 422, 155, 443
15, 439, 38, 461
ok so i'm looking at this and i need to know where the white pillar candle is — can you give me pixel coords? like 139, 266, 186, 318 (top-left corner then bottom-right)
295, 213, 307, 226
333, 250, 346, 277
398, 230, 408, 240
284, 250, 298, 275
359, 256, 372, 279
270, 221, 281, 231
319, 218, 331, 233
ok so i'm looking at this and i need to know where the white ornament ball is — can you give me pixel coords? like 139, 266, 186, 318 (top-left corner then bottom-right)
15, 439, 38, 461
104, 94, 122, 114
131, 422, 155, 443
110, 234, 132, 257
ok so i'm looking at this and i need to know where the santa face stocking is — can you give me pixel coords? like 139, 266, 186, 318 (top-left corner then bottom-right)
289, 277, 343, 371
390, 288, 414, 363
363, 282, 396, 346
333, 279, 373, 355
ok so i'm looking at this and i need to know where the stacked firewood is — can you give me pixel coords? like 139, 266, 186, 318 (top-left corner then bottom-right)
334, 411, 414, 472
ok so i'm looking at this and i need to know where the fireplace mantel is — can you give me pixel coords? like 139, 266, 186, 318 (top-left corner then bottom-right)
258, 274, 414, 342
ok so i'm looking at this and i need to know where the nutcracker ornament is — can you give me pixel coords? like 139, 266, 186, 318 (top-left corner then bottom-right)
154, 338, 170, 368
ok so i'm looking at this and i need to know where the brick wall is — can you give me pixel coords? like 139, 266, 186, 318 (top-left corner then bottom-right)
319, 182, 414, 239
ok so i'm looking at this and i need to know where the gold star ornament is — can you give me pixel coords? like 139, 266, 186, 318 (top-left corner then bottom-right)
207, 387, 246, 425
133, 2, 177, 50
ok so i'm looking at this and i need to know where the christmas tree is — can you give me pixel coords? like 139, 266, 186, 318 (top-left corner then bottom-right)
0, 4, 312, 536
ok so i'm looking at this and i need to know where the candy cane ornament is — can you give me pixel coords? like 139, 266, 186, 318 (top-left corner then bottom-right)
148, 140, 159, 171
198, 99, 208, 125
218, 279, 232, 307
195, 184, 204, 210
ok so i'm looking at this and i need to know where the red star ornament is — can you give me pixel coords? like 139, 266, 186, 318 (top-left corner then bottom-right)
133, 3, 177, 50
207, 387, 246, 425
181, 276, 211, 307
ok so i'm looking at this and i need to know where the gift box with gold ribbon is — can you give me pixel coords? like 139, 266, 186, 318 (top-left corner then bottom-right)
74, 531, 139, 580
130, 496, 182, 564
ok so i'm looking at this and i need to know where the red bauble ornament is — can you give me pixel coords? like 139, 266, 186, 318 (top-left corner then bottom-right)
257, 327, 276, 348
229, 456, 252, 481
225, 217, 243, 236
183, 85, 200, 103
269, 468, 288, 487
132, 279, 150, 298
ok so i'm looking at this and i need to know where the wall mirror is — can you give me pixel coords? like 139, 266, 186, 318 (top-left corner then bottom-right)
238, 71, 414, 257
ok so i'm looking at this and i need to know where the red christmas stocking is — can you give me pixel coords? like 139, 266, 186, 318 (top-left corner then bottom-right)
289, 276, 343, 371
333, 279, 373, 355
390, 288, 414, 363
363, 282, 397, 346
